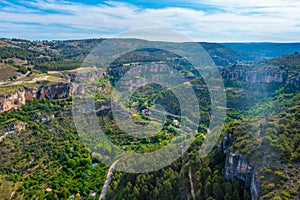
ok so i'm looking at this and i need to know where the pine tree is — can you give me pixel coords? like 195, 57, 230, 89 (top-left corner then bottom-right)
204, 181, 212, 198
224, 192, 231, 200
233, 189, 240, 200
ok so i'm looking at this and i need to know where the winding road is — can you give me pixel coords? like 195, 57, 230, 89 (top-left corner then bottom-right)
189, 167, 195, 200
99, 160, 119, 200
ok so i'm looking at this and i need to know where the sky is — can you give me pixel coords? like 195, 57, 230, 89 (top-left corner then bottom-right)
1, 0, 300, 42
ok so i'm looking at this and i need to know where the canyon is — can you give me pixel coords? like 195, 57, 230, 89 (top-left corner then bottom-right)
2, 64, 299, 113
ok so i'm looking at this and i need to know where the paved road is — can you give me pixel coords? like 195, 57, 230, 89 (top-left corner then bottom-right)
99, 160, 119, 200
0, 132, 9, 142
0, 135, 5, 142
0, 71, 30, 86
189, 167, 195, 200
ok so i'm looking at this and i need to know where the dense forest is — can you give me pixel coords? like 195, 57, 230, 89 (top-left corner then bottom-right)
0, 38, 299, 200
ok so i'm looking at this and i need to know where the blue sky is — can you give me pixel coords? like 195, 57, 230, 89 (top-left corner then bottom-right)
1, 0, 300, 42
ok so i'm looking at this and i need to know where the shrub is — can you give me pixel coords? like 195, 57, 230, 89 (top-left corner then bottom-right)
266, 183, 275, 190
287, 163, 293, 168
280, 191, 290, 198
259, 176, 265, 180
206, 197, 215, 200
264, 168, 273, 174
274, 171, 284, 176
17, 185, 25, 193
289, 189, 297, 195
262, 192, 275, 199
262, 183, 275, 194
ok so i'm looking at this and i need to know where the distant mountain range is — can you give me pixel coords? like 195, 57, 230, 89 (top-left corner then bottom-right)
2, 38, 300, 67
222, 42, 300, 60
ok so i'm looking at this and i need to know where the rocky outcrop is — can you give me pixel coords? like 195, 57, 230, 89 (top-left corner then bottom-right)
221, 66, 300, 87
225, 153, 253, 185
36, 83, 72, 100
223, 132, 259, 200
224, 153, 258, 200
0, 88, 35, 112
0, 83, 72, 113
0, 68, 110, 113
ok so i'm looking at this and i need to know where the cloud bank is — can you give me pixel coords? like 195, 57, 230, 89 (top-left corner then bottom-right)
0, 0, 300, 41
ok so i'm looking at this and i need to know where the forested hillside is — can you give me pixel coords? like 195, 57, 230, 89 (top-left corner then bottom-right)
0, 38, 299, 200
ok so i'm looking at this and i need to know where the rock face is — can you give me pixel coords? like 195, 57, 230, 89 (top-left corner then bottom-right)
36, 83, 72, 100
225, 153, 253, 185
221, 66, 300, 87
0, 69, 106, 113
223, 132, 259, 200
224, 153, 258, 200
0, 88, 35, 112
0, 83, 72, 113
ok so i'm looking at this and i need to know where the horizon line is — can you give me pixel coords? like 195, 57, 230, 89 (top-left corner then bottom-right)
2, 37, 300, 44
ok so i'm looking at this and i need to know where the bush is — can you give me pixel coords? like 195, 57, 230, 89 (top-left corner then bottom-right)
17, 185, 25, 193
274, 171, 284, 176
266, 183, 275, 189
16, 66, 28, 74
289, 189, 297, 195
280, 191, 290, 198
262, 192, 275, 199
259, 176, 265, 180
262, 183, 275, 194
206, 197, 215, 200
264, 168, 273, 174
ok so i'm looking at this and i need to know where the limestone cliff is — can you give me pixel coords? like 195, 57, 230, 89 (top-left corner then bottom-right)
223, 131, 259, 200
0, 83, 72, 113
221, 65, 300, 87
36, 83, 72, 100
0, 68, 109, 113
224, 153, 258, 200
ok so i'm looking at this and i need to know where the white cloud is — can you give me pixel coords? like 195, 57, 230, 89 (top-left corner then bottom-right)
0, 0, 300, 41
203, 0, 300, 9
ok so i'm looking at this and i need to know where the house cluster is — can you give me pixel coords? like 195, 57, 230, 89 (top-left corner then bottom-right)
0, 121, 27, 142
122, 62, 140, 67
34, 112, 55, 123
88, 190, 97, 198
5, 122, 26, 134
45, 188, 96, 199
141, 109, 150, 115
173, 119, 180, 126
